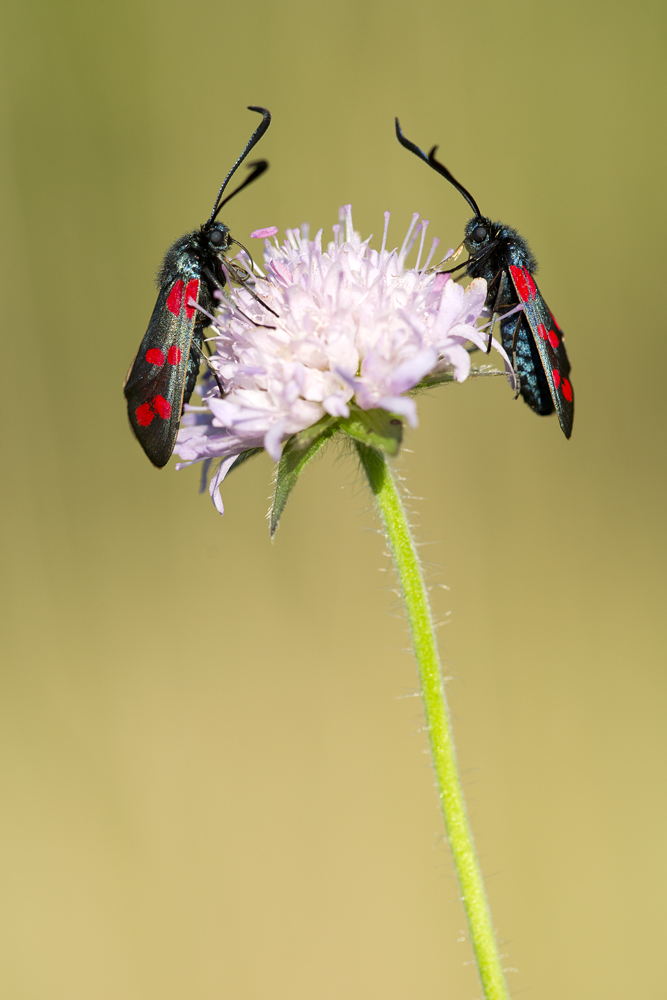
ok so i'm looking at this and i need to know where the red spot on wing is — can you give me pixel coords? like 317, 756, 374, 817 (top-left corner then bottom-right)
135, 402, 154, 426
184, 279, 199, 319
537, 322, 548, 340
135, 395, 172, 426
146, 348, 165, 365
153, 395, 172, 419
548, 330, 559, 349
553, 369, 561, 388
167, 280, 184, 315
509, 265, 529, 301
562, 379, 573, 402
510, 265, 537, 303
167, 345, 182, 365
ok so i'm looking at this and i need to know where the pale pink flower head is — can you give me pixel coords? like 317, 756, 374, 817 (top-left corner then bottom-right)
175, 206, 512, 513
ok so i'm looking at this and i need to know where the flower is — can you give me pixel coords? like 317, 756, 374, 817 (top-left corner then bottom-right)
175, 206, 512, 512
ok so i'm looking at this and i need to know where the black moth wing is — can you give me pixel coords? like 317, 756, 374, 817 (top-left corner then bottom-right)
124, 276, 209, 468
507, 265, 574, 439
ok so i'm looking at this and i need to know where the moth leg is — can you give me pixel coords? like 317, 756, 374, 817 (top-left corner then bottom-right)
485, 269, 502, 296
484, 270, 508, 354
190, 339, 224, 398
205, 263, 280, 322
232, 270, 280, 319
214, 258, 280, 319
235, 305, 277, 330
466, 270, 500, 355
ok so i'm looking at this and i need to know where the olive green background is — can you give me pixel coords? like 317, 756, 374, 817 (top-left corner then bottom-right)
1, 0, 665, 997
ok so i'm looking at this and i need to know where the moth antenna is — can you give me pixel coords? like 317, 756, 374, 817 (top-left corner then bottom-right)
212, 161, 268, 220
394, 117, 483, 219
207, 106, 271, 224
427, 146, 482, 219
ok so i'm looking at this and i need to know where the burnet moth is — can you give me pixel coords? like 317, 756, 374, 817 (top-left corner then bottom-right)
124, 106, 273, 467
395, 119, 573, 439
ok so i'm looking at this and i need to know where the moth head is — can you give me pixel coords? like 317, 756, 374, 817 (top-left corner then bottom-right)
205, 222, 231, 252
463, 216, 495, 252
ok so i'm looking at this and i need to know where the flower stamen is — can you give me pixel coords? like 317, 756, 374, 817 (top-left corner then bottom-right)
175, 207, 513, 512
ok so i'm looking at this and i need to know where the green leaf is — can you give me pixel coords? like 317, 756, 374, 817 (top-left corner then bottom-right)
270, 416, 340, 536
340, 407, 403, 455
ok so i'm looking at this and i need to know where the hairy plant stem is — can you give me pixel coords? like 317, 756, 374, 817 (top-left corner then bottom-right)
355, 443, 509, 1000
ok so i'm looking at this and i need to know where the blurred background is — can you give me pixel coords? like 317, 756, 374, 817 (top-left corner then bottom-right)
1, 0, 665, 996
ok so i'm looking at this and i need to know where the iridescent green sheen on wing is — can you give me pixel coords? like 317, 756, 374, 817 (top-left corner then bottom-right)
124, 277, 212, 467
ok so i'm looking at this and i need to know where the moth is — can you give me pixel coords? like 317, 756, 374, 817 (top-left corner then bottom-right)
396, 118, 573, 438
124, 106, 272, 467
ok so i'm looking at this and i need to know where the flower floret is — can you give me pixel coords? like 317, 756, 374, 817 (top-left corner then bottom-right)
175, 206, 512, 511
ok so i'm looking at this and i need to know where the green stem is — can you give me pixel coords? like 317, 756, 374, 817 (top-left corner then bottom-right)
355, 443, 509, 1000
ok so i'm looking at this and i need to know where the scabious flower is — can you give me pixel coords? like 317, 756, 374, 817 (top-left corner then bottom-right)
175, 205, 512, 512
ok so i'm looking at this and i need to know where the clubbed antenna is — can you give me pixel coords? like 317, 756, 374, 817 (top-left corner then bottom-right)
207, 107, 272, 224
394, 117, 483, 219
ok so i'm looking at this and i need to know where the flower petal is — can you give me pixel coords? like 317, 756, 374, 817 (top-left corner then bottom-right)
176, 207, 491, 513
209, 454, 244, 514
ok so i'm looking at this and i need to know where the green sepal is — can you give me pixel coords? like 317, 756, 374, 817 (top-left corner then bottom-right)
340, 406, 403, 456
228, 447, 264, 474
270, 416, 340, 536
468, 364, 509, 380
411, 371, 456, 391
